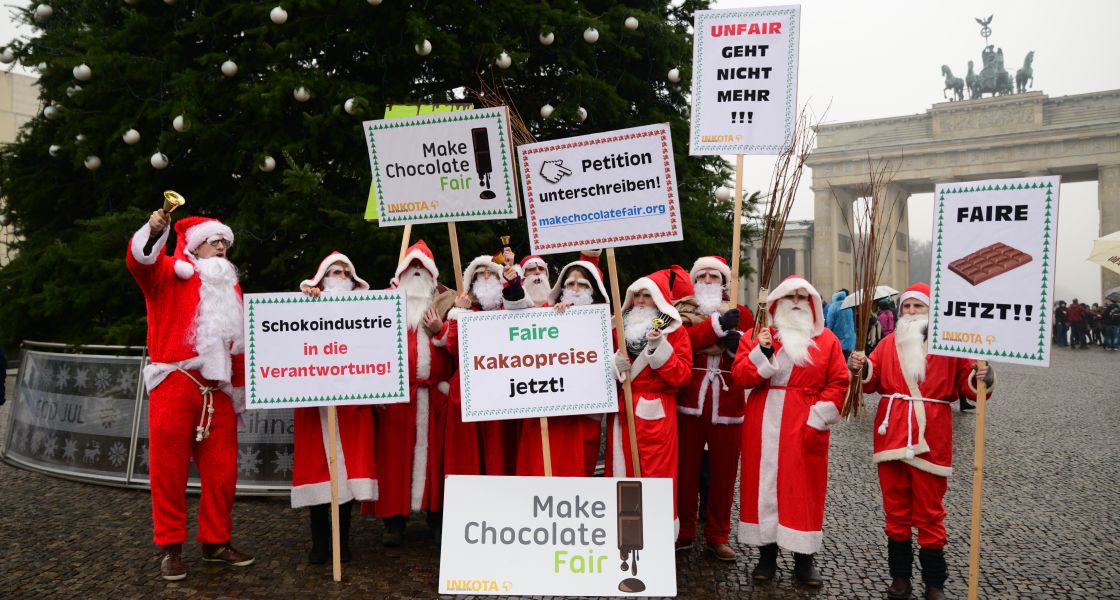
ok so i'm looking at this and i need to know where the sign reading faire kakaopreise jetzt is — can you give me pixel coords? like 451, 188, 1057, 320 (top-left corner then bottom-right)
518, 123, 682, 255
690, 5, 801, 155
244, 291, 409, 409
928, 176, 1061, 367
363, 107, 516, 226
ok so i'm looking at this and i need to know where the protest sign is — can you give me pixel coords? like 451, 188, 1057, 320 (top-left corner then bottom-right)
518, 123, 681, 255
928, 176, 1061, 366
458, 305, 617, 422
690, 5, 801, 155
363, 106, 516, 226
439, 475, 676, 596
244, 291, 409, 409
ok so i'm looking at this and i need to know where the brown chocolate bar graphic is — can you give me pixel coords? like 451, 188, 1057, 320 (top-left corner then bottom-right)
948, 242, 1032, 286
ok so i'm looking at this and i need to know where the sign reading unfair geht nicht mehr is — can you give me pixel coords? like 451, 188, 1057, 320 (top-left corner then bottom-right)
690, 5, 801, 155
518, 123, 682, 256
363, 106, 517, 226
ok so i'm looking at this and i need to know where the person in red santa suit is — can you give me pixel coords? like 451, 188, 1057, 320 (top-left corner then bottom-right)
514, 260, 612, 477
365, 240, 456, 547
848, 283, 994, 600
517, 249, 602, 309
608, 265, 694, 538
126, 209, 254, 581
291, 252, 378, 564
674, 256, 755, 561
730, 275, 849, 588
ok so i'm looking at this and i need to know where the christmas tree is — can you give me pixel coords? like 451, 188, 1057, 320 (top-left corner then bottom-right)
0, 0, 752, 347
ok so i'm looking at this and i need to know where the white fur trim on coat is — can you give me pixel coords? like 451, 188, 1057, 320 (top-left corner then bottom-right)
503, 296, 534, 310
748, 344, 780, 380
548, 260, 610, 305
710, 312, 728, 337
130, 223, 169, 265
806, 400, 840, 431
446, 307, 472, 321
738, 522, 824, 555
394, 246, 439, 285
766, 277, 824, 336
174, 259, 195, 279
623, 276, 682, 332
410, 328, 432, 512
646, 336, 674, 369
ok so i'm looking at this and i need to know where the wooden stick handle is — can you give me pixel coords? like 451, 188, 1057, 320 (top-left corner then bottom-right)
397, 224, 413, 264
966, 359, 989, 600
448, 222, 465, 294
606, 248, 641, 478
730, 154, 744, 306
540, 417, 553, 477
327, 405, 342, 582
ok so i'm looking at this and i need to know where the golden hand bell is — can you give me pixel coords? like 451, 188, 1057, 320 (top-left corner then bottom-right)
162, 190, 186, 214
652, 317, 666, 330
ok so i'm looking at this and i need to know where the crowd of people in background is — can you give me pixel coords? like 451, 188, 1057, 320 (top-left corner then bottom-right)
1053, 297, 1120, 351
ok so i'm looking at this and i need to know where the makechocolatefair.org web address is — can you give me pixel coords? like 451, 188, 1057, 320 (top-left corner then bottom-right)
538, 203, 667, 228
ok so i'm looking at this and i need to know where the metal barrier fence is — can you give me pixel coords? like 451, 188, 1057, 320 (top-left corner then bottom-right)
1, 342, 293, 496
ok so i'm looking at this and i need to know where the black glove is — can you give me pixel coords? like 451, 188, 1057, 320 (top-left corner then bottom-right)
722, 330, 742, 353
718, 308, 740, 332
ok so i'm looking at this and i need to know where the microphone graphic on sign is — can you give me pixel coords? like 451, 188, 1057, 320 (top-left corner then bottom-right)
471, 127, 496, 200
617, 481, 646, 593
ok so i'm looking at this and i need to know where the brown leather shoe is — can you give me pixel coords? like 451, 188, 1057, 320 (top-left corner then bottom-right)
201, 542, 255, 567
924, 587, 945, 600
887, 576, 912, 599
675, 537, 694, 552
160, 544, 186, 581
707, 542, 737, 562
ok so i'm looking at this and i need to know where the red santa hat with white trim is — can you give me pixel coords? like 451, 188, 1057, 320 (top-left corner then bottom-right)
766, 275, 825, 336
622, 265, 693, 333
548, 260, 610, 305
301, 251, 370, 291
171, 216, 235, 279
690, 255, 732, 284
899, 282, 930, 307
518, 255, 547, 277
392, 240, 439, 286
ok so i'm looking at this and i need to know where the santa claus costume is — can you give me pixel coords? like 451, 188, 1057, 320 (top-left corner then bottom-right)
674, 256, 755, 560
515, 260, 611, 477
364, 240, 455, 546
606, 265, 694, 538
859, 283, 994, 600
126, 214, 253, 580
292, 252, 377, 564
730, 275, 849, 587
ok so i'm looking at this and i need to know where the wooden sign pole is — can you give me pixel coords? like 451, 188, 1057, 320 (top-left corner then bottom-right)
729, 155, 745, 306
539, 417, 553, 477
966, 359, 990, 599
605, 248, 642, 477
327, 406, 342, 582
447, 223, 465, 293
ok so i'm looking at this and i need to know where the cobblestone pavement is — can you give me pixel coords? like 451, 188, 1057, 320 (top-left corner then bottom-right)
2, 346, 1119, 599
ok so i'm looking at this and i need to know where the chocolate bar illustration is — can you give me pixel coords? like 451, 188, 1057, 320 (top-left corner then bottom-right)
471, 127, 496, 200
948, 242, 1032, 286
617, 481, 646, 593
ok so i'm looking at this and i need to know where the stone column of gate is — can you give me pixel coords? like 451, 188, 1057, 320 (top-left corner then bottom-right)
812, 184, 857, 299
878, 183, 911, 293
1101, 164, 1120, 292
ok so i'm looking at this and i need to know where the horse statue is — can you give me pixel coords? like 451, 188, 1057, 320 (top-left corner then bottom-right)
941, 65, 964, 101
1016, 50, 1035, 94
966, 60, 980, 99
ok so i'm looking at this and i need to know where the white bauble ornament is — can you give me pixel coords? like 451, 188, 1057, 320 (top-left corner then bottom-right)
0, 214, 8, 226
48, 144, 60, 157
73, 64, 92, 81
667, 68, 680, 83
122, 128, 141, 145
293, 86, 310, 102
715, 186, 731, 202
37, 62, 47, 72
415, 39, 431, 56
344, 98, 358, 114
625, 16, 639, 30
34, 4, 53, 22
172, 115, 190, 132
583, 27, 599, 43
576, 107, 587, 122
75, 133, 86, 142
259, 156, 276, 172
150, 152, 169, 169
43, 105, 58, 119
367, 0, 382, 4
221, 60, 238, 77
539, 32, 554, 45
0, 49, 14, 64
540, 103, 554, 119
495, 52, 511, 69
84, 155, 101, 170
66, 85, 80, 97
270, 6, 287, 24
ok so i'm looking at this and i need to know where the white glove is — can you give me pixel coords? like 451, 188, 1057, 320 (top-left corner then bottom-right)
613, 350, 632, 378
645, 330, 663, 352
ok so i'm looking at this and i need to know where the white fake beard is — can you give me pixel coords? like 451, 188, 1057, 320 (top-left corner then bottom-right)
773, 298, 815, 366
561, 288, 594, 307
472, 276, 503, 311
624, 305, 657, 347
398, 266, 436, 330
524, 275, 551, 306
694, 282, 724, 316
895, 314, 929, 384
193, 256, 244, 381
321, 277, 355, 292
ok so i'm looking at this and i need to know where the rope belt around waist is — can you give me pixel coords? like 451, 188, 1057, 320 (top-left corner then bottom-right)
692, 365, 730, 406
174, 367, 218, 442
878, 393, 954, 459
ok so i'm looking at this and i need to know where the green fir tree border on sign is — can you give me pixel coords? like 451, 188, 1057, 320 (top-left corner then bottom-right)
929, 181, 1054, 362
691, 7, 798, 154
246, 294, 408, 405
367, 110, 515, 224
459, 309, 617, 419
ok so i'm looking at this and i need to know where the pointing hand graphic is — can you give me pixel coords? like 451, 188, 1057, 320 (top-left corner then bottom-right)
539, 159, 573, 184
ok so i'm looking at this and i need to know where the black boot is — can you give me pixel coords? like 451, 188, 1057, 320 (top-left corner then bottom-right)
338, 501, 353, 563
793, 552, 824, 588
308, 504, 331, 565
427, 511, 444, 545
887, 538, 913, 599
919, 547, 947, 600
751, 543, 778, 582
383, 515, 407, 547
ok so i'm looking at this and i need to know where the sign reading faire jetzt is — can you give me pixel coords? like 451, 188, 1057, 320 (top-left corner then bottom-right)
363, 107, 516, 226
244, 291, 409, 409
928, 176, 1061, 367
690, 5, 801, 155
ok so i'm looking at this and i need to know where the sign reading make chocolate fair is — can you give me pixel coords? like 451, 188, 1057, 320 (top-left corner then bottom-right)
244, 291, 409, 409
